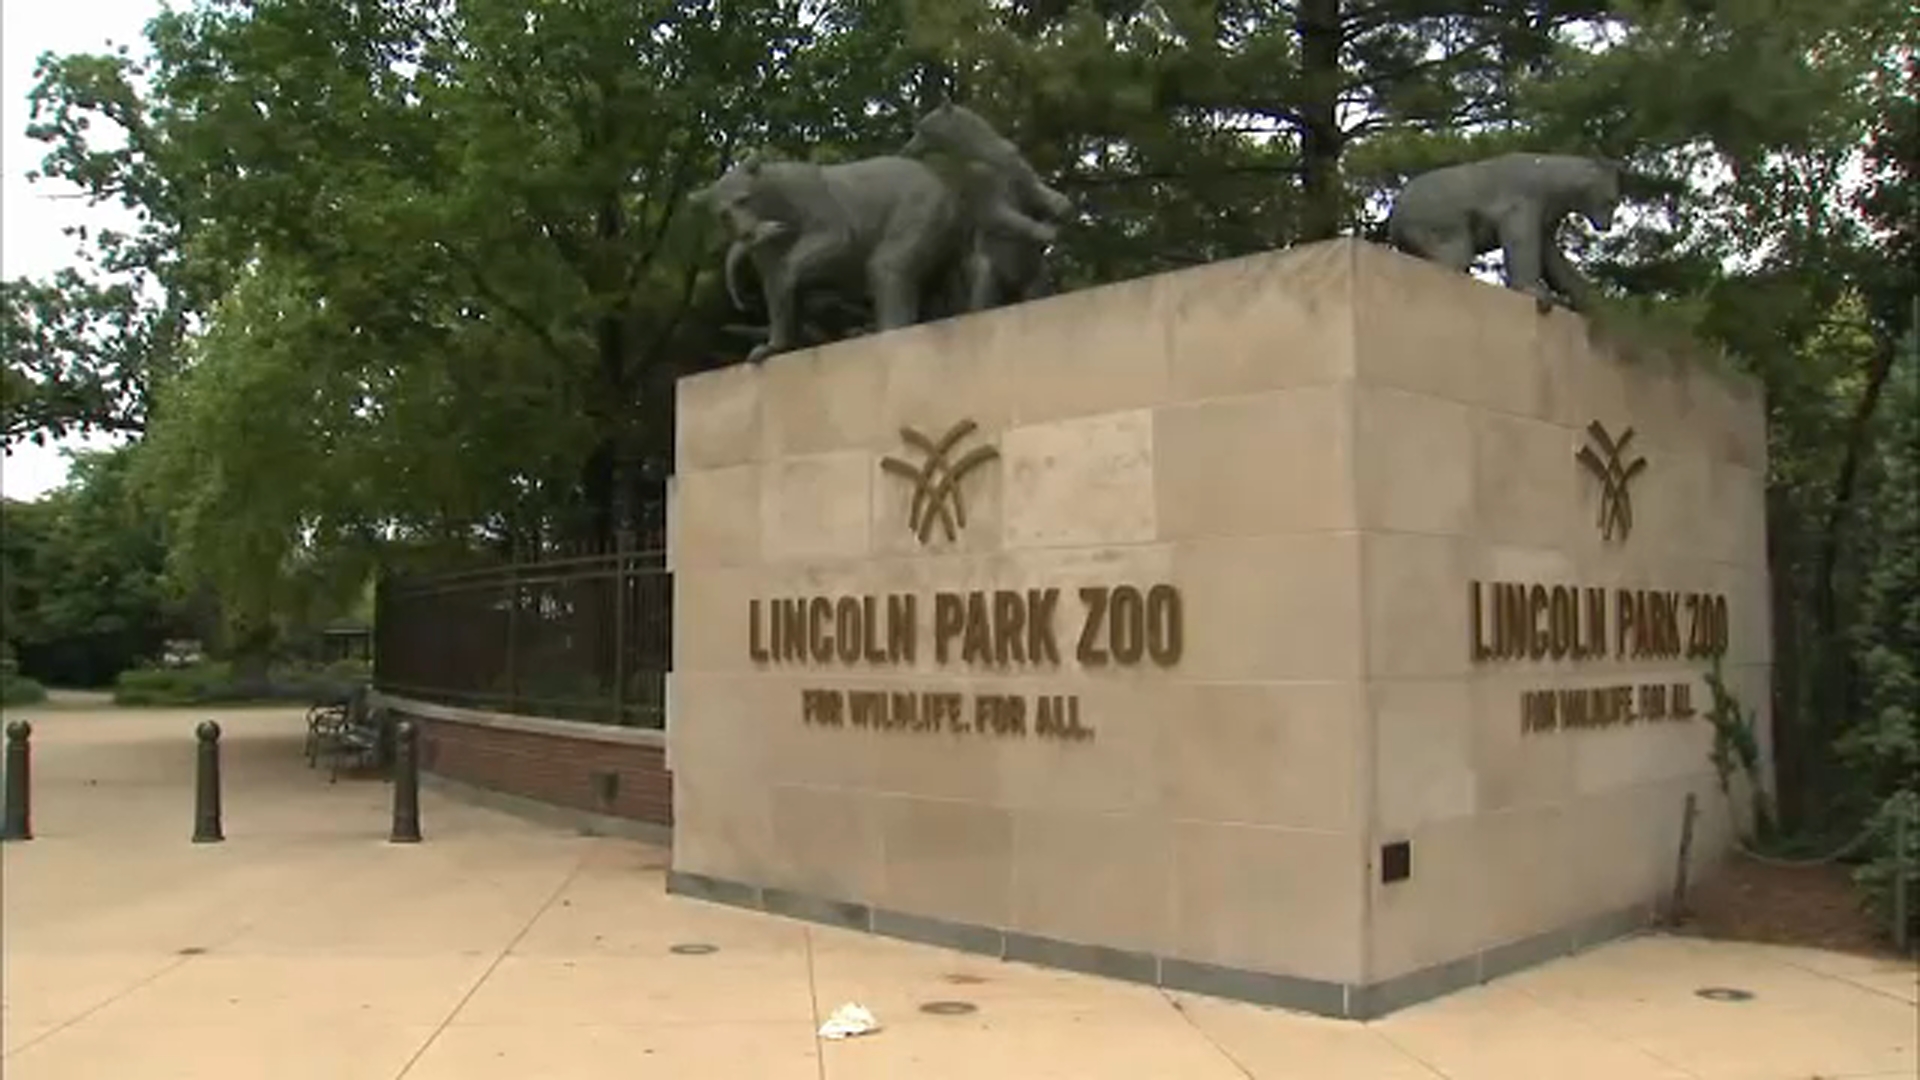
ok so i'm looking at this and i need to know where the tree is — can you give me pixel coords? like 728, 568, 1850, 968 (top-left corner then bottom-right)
0, 448, 177, 686
3, 40, 225, 449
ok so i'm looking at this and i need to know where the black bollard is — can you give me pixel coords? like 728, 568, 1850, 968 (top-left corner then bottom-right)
2, 721, 32, 842
389, 720, 421, 844
192, 720, 224, 843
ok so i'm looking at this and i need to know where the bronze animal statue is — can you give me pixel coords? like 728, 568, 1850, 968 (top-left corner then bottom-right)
1387, 153, 1623, 313
690, 104, 1072, 363
903, 102, 1074, 312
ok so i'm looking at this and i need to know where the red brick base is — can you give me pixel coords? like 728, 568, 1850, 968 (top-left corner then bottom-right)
407, 714, 672, 827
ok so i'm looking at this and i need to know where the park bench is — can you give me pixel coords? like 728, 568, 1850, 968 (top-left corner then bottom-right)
305, 684, 387, 783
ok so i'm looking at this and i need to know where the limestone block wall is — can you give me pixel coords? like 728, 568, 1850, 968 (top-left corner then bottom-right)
1349, 251, 1770, 986
671, 240, 1374, 989
667, 238, 1770, 1014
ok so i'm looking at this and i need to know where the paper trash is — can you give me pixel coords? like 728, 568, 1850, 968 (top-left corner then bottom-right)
818, 1002, 881, 1040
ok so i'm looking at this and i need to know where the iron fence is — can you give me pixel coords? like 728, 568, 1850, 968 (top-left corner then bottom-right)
373, 549, 671, 727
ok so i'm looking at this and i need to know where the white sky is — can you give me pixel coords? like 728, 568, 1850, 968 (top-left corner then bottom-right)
1, 0, 161, 501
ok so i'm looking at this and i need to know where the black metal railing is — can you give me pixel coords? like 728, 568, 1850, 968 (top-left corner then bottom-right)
373, 549, 671, 728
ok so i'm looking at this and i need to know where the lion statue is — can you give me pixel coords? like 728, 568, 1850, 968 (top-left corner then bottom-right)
1386, 153, 1623, 313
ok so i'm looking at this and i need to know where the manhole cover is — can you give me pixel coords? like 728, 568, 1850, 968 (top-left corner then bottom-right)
918, 1000, 979, 1016
669, 943, 719, 956
1694, 986, 1754, 1002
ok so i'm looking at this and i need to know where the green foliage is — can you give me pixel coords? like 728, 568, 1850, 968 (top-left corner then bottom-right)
3, 40, 219, 448
1, 447, 179, 686
112, 657, 370, 706
1703, 656, 1776, 841
1853, 790, 1919, 944
112, 660, 238, 705
0, 653, 50, 708
1840, 318, 1920, 934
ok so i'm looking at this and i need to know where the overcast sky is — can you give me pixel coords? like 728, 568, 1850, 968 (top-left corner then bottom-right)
2, 0, 161, 501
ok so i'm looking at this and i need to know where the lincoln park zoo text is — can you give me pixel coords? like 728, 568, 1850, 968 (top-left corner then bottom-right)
747, 585, 1183, 744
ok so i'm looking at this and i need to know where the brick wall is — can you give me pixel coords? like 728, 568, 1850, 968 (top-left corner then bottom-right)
410, 715, 672, 827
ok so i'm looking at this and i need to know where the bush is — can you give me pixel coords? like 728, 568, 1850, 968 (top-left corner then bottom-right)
1, 656, 48, 707
113, 661, 240, 706
113, 658, 371, 707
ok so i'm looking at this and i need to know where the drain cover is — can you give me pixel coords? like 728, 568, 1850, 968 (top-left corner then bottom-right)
1694, 986, 1754, 1002
669, 943, 719, 956
918, 1000, 979, 1016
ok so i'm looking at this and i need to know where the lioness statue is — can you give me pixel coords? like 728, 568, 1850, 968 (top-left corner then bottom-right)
1386, 153, 1622, 312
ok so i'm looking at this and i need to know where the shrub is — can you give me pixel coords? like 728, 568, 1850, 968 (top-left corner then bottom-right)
1, 655, 48, 707
112, 658, 370, 707
113, 661, 240, 706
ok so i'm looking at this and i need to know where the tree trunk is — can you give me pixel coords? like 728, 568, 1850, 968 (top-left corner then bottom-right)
578, 441, 615, 556
584, 194, 635, 556
1295, 0, 1345, 242
1765, 482, 1810, 833
1814, 341, 1896, 642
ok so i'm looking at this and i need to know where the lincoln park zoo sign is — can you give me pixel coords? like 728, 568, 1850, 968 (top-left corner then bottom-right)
1471, 421, 1733, 736
745, 421, 1183, 745
740, 417, 1734, 743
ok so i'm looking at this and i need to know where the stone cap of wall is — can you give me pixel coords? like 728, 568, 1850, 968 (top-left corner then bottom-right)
371, 691, 667, 750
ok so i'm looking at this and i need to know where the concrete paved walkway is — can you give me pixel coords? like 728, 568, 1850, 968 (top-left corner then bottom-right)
2, 703, 1914, 1079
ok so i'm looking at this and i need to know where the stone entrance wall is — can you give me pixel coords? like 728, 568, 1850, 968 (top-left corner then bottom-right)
664, 239, 1770, 1017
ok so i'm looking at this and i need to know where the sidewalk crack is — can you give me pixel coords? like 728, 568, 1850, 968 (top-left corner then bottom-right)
805, 928, 827, 1080
390, 850, 591, 1079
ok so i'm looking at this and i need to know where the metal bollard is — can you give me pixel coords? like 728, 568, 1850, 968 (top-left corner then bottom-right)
192, 721, 224, 843
388, 720, 421, 844
2, 721, 32, 842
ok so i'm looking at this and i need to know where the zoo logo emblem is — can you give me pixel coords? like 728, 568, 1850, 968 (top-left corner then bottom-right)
1575, 420, 1648, 543
880, 420, 998, 544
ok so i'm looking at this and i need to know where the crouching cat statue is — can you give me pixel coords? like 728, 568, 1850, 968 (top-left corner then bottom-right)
903, 102, 1075, 312
1387, 153, 1623, 313
689, 104, 1072, 363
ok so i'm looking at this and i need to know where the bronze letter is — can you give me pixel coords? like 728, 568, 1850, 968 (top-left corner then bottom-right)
750, 599, 770, 662
1559, 687, 1588, 728
1615, 589, 1635, 659
862, 596, 887, 663
808, 598, 834, 662
962, 591, 993, 664
1109, 585, 1145, 665
888, 594, 917, 664
1632, 591, 1652, 658
1528, 584, 1550, 660
1548, 586, 1573, 660
835, 597, 861, 664
933, 592, 963, 663
992, 590, 1027, 665
1661, 591, 1682, 658
781, 599, 808, 662
1470, 581, 1490, 662
1146, 584, 1183, 665
1076, 586, 1110, 666
1500, 583, 1529, 659
1027, 588, 1061, 664
1585, 587, 1607, 659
